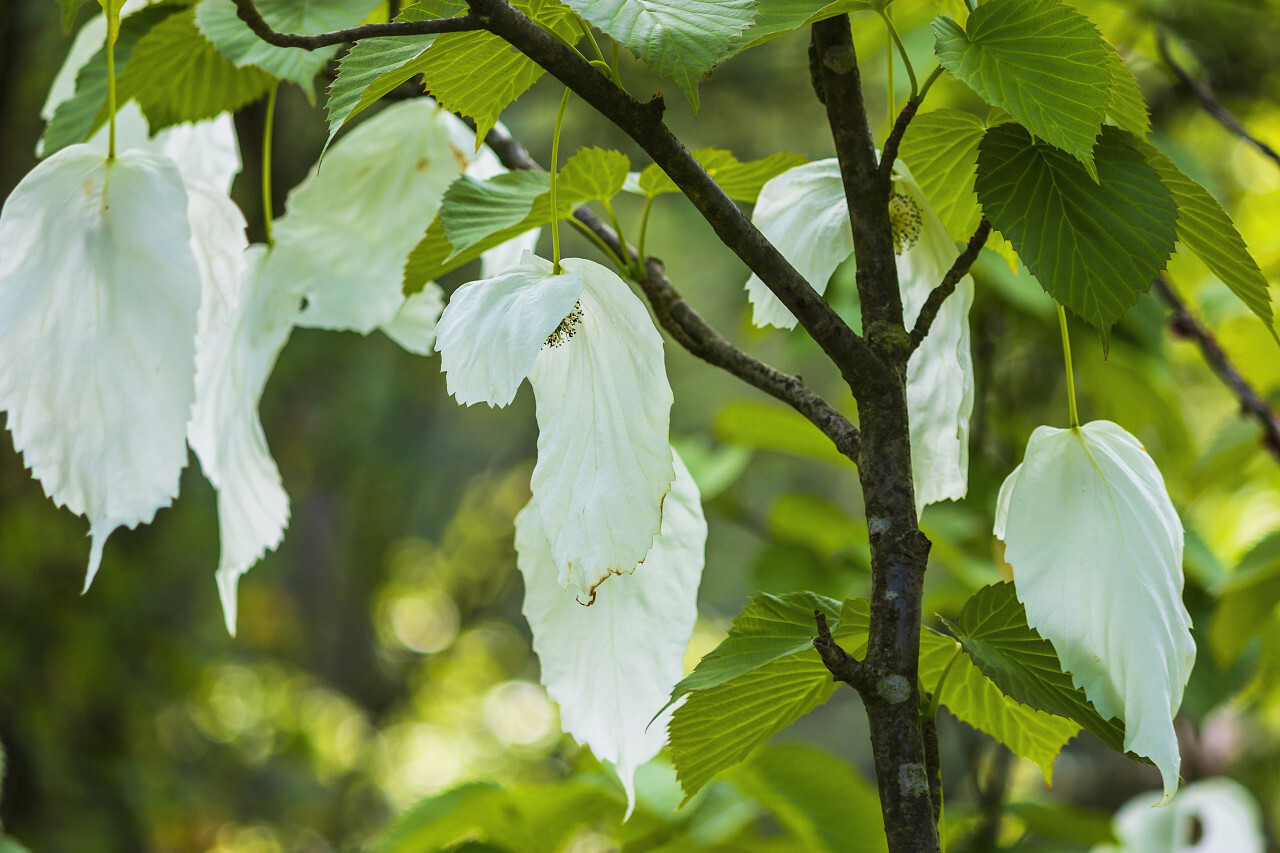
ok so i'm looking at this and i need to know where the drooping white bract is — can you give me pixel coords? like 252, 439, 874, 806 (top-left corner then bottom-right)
1093, 777, 1265, 853
0, 146, 202, 587
744, 159, 974, 512
267, 98, 499, 353
188, 246, 301, 635
516, 450, 705, 814
995, 420, 1195, 802
436, 252, 675, 596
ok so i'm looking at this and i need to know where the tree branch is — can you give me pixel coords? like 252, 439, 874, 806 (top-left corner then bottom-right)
813, 610, 866, 689
1155, 276, 1280, 464
1157, 31, 1280, 169
481, 125, 863, 463
907, 220, 991, 353
466, 0, 878, 399
229, 0, 481, 50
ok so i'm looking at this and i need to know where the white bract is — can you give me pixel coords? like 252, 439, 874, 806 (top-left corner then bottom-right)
189, 245, 300, 635
0, 146, 202, 587
745, 160, 974, 512
1093, 777, 1265, 853
436, 252, 675, 596
266, 98, 499, 351
995, 420, 1195, 801
516, 450, 705, 814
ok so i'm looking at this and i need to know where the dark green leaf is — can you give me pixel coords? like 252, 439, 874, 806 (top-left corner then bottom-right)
112, 9, 275, 132
41, 3, 182, 155
945, 582, 1127, 755
975, 123, 1177, 346
934, 0, 1114, 177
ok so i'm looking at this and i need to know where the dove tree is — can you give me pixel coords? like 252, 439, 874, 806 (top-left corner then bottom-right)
2, 0, 1277, 851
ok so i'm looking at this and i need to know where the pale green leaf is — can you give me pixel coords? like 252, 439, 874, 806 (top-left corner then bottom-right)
944, 582, 1126, 755
975, 123, 1177, 346
1137, 141, 1274, 327
934, 0, 1114, 177
325, 1, 466, 145
196, 0, 381, 97
1210, 533, 1280, 665
419, 0, 581, 142
41, 4, 181, 155
111, 9, 275, 131
1104, 49, 1150, 138
635, 149, 806, 202
564, 0, 757, 110
714, 400, 849, 466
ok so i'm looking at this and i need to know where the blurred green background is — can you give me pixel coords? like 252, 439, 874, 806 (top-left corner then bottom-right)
2, 0, 1280, 850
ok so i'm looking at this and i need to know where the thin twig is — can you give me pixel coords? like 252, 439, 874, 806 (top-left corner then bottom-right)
907, 220, 991, 353
481, 124, 862, 463
1157, 31, 1280, 169
1154, 276, 1280, 464
813, 611, 865, 688
229, 0, 481, 50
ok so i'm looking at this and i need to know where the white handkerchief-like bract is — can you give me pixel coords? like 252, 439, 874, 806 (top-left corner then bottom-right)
995, 420, 1195, 802
745, 159, 974, 512
189, 246, 300, 635
1093, 777, 1265, 853
516, 450, 705, 814
436, 252, 675, 596
268, 98, 493, 352
0, 146, 202, 586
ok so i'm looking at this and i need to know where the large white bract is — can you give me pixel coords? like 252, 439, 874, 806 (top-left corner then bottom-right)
437, 252, 675, 596
995, 420, 1195, 801
516, 450, 705, 813
744, 159, 974, 512
0, 146, 202, 587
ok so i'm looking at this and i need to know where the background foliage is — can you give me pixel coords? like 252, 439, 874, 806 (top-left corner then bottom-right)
1, 0, 1280, 850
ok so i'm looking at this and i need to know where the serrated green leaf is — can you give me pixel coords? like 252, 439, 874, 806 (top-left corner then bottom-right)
975, 123, 1177, 346
1104, 49, 1149, 138
943, 582, 1126, 756
196, 0, 381, 97
403, 147, 629, 290
111, 9, 275, 132
325, 1, 466, 145
41, 3, 182, 155
921, 624, 1080, 783
1210, 533, 1280, 665
934, 0, 1114, 178
419, 0, 581, 143
729, 745, 888, 853
564, 0, 756, 111
636, 149, 806, 202
714, 400, 849, 467
730, 0, 887, 55
668, 597, 868, 802
1135, 141, 1274, 327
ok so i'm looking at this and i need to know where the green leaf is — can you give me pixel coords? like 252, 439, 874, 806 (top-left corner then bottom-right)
41, 3, 182, 155
730, 0, 887, 55
975, 123, 1177, 346
418, 0, 581, 143
1210, 533, 1280, 665
403, 147, 629, 291
1104, 49, 1149, 138
1136, 141, 1274, 327
111, 9, 275, 132
324, 1, 466, 145
563, 0, 756, 111
921, 624, 1080, 783
714, 400, 849, 467
668, 596, 865, 803
768, 493, 866, 560
636, 149, 806, 203
898, 109, 986, 242
933, 0, 1114, 178
943, 582, 1126, 756
729, 744, 888, 853
195, 0, 381, 97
